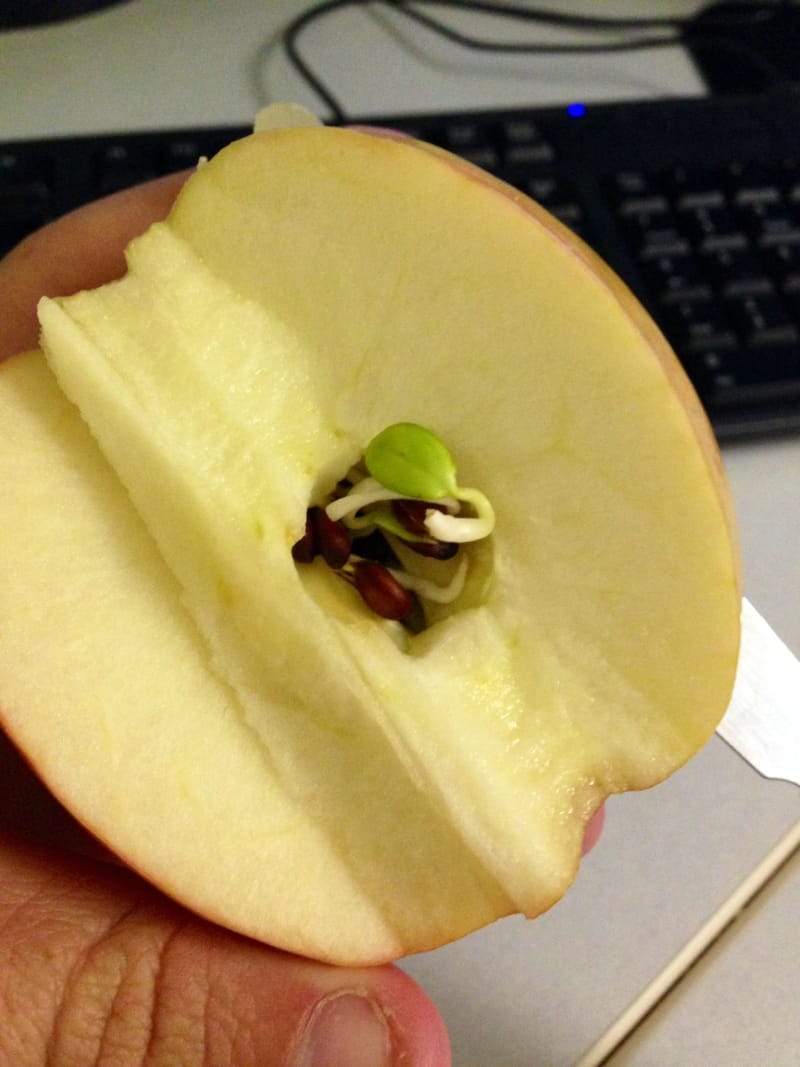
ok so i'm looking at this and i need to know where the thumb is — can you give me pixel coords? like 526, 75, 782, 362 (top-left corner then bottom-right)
0, 833, 450, 1067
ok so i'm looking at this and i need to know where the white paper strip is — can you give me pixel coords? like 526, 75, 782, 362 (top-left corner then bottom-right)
575, 818, 800, 1067
716, 598, 800, 786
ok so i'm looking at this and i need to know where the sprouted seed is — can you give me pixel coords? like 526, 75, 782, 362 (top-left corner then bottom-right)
292, 423, 494, 628
350, 561, 418, 621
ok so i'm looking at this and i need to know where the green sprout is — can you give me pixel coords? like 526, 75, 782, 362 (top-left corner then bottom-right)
365, 423, 458, 500
328, 423, 495, 544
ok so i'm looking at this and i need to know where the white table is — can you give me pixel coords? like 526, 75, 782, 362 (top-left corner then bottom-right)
3, 4, 798, 1063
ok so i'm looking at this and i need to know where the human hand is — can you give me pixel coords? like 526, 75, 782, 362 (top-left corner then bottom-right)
0, 170, 603, 1067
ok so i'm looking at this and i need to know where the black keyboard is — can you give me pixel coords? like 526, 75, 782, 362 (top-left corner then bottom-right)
4, 91, 800, 439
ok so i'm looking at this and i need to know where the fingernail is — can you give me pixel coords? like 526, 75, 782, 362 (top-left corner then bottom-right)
295, 991, 392, 1067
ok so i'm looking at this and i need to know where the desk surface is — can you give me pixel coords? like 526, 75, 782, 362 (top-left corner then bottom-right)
2, 4, 798, 1064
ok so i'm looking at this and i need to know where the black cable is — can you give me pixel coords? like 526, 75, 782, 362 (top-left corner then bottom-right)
391, 0, 797, 31
282, 0, 367, 121
386, 0, 686, 32
393, 4, 680, 57
280, 0, 797, 123
280, 0, 681, 121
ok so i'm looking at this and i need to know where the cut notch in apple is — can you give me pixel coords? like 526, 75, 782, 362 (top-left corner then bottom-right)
0, 121, 741, 965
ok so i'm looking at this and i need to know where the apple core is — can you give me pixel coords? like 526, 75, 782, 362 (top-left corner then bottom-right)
293, 422, 496, 631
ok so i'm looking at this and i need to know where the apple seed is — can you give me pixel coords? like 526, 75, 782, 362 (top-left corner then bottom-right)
390, 500, 458, 559
352, 560, 418, 621
291, 510, 316, 563
310, 506, 352, 569
399, 536, 459, 560
391, 499, 448, 538
302, 425, 494, 625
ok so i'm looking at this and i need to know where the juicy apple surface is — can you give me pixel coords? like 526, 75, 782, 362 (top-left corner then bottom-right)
0, 126, 741, 965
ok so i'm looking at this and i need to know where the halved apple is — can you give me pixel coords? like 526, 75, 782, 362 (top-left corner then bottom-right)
0, 124, 740, 966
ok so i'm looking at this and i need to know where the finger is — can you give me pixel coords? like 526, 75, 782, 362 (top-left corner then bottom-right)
582, 805, 605, 854
0, 833, 451, 1067
0, 170, 190, 362
0, 731, 113, 860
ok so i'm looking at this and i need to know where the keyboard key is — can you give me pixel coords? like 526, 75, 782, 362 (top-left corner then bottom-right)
726, 292, 799, 346
549, 202, 584, 234
501, 118, 543, 145
513, 175, 584, 234
617, 193, 670, 216
98, 143, 157, 194
642, 251, 710, 302
762, 243, 800, 292
750, 345, 800, 390
441, 119, 485, 149
520, 174, 567, 204
4, 94, 800, 438
442, 121, 501, 170
608, 170, 659, 202
689, 345, 748, 399
785, 170, 800, 206
728, 162, 782, 205
0, 179, 50, 218
506, 140, 556, 167
458, 144, 502, 170
680, 204, 746, 251
161, 137, 208, 171
739, 199, 800, 246
664, 165, 726, 209
625, 209, 689, 257
499, 119, 556, 166
689, 343, 800, 405
663, 298, 737, 352
0, 148, 50, 192
0, 151, 51, 214
0, 148, 52, 252
702, 246, 772, 296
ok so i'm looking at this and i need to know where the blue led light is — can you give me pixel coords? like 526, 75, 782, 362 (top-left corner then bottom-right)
567, 102, 587, 118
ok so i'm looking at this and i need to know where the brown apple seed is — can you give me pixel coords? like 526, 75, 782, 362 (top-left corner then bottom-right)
291, 510, 317, 563
399, 537, 459, 560
311, 506, 352, 569
391, 499, 448, 538
353, 561, 418, 621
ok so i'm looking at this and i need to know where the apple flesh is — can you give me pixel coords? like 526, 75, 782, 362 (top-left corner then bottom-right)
0, 126, 740, 965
